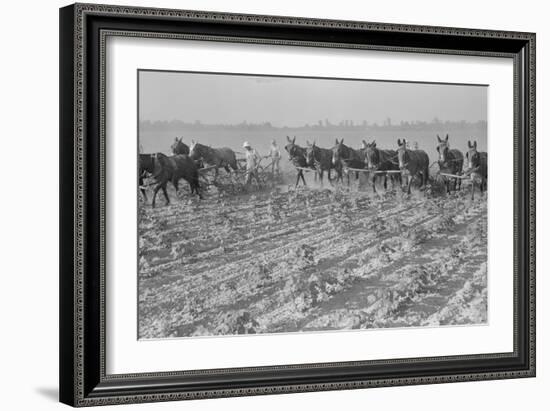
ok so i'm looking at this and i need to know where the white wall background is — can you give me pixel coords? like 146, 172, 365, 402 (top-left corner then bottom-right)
0, 0, 545, 409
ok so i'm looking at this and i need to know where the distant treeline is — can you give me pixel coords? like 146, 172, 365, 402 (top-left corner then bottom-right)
140, 119, 487, 132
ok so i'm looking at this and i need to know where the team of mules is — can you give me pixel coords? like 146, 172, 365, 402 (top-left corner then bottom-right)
286, 134, 486, 199
140, 134, 487, 207
139, 152, 202, 207
139, 137, 240, 207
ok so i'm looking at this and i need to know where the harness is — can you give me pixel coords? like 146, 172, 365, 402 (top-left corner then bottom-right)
462, 165, 480, 176
387, 154, 400, 166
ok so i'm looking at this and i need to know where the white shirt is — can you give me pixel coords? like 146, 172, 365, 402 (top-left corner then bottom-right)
269, 144, 281, 159
245, 148, 261, 170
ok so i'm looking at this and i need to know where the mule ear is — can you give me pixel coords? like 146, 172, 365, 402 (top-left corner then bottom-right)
292, 136, 296, 144
467, 140, 471, 148
397, 139, 402, 146
335, 138, 339, 145
286, 135, 291, 142
473, 141, 477, 149
372, 140, 376, 148
437, 135, 442, 142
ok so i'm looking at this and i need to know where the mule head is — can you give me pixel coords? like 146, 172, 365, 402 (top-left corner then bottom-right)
170, 138, 179, 153
331, 138, 345, 165
189, 140, 200, 160
397, 139, 409, 169
331, 140, 340, 165
171, 137, 187, 154
364, 140, 378, 170
436, 134, 450, 162
285, 137, 301, 160
466, 140, 480, 170
305, 141, 317, 166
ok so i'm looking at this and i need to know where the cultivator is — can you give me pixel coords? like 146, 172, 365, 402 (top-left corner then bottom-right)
198, 156, 279, 193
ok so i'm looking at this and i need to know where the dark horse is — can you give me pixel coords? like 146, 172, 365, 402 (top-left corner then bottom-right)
465, 140, 487, 200
396, 139, 430, 195
305, 141, 334, 186
285, 136, 310, 187
436, 134, 464, 194
363, 140, 401, 193
189, 141, 238, 181
171, 137, 190, 155
331, 138, 362, 184
140, 153, 202, 207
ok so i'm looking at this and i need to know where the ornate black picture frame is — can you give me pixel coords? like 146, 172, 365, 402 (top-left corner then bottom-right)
59, 3, 535, 407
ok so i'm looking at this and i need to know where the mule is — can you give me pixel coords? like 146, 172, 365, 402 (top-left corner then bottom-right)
396, 138, 430, 195
285, 136, 310, 187
465, 140, 488, 200
363, 140, 401, 193
340, 155, 367, 187
305, 141, 334, 186
189, 140, 238, 181
436, 134, 464, 194
171, 137, 190, 155
144, 153, 202, 207
331, 138, 362, 184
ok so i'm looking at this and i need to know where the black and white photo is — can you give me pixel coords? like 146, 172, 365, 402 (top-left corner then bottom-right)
137, 71, 488, 339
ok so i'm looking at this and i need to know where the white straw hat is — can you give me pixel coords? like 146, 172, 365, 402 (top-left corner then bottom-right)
243, 141, 251, 148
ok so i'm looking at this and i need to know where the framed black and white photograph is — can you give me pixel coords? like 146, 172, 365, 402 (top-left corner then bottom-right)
59, 3, 535, 407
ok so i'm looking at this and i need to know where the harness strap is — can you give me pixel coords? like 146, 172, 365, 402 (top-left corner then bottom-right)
439, 157, 463, 163
462, 166, 480, 176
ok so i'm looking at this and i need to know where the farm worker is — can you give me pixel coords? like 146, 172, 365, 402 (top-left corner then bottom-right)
243, 141, 262, 186
268, 139, 281, 174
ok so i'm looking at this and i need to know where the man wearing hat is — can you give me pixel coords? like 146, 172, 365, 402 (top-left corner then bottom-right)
243, 141, 261, 186
268, 139, 281, 175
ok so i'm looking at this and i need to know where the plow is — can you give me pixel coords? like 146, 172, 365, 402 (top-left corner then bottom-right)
197, 156, 279, 191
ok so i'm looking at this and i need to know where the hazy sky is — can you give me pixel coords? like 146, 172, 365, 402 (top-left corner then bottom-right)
139, 70, 487, 127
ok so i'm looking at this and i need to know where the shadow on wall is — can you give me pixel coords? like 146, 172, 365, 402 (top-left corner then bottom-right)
35, 387, 58, 402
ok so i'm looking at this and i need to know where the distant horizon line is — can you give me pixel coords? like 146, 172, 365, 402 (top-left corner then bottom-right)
140, 118, 487, 129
